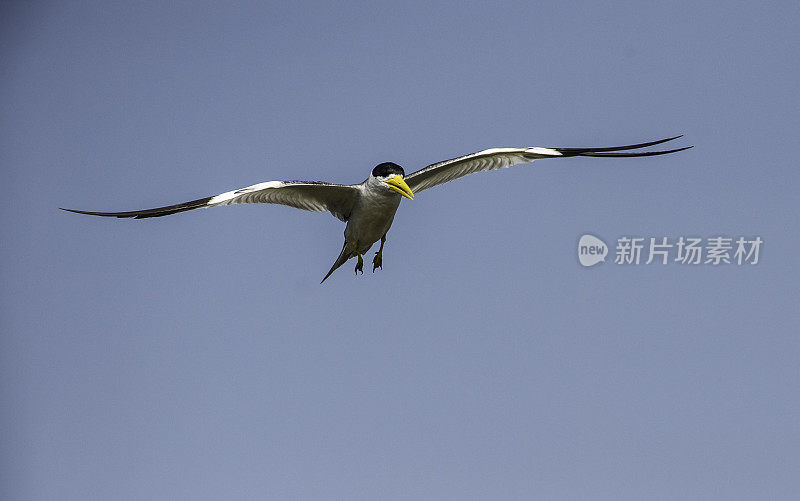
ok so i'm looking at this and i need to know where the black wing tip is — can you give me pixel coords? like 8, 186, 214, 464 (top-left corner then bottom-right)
553, 135, 691, 157
59, 196, 214, 219
578, 145, 693, 157
59, 207, 136, 218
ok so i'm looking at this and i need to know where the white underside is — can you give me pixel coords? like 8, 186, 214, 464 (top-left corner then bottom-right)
343, 178, 402, 255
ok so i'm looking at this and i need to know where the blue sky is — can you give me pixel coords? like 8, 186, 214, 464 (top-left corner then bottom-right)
2, 1, 799, 499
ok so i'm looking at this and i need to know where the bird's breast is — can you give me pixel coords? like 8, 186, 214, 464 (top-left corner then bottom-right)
345, 192, 401, 248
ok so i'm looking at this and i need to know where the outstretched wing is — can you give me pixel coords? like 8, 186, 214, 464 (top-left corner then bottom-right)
61, 180, 360, 222
405, 136, 691, 194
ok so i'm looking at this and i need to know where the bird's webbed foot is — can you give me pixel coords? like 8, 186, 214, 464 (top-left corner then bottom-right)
373, 234, 386, 273
355, 254, 364, 275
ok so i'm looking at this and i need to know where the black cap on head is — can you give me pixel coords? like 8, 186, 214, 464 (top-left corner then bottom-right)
372, 162, 405, 178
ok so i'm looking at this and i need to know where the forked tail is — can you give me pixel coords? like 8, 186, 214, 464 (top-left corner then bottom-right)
320, 242, 353, 284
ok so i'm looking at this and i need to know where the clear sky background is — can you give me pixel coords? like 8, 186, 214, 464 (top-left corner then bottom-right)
2, 1, 799, 499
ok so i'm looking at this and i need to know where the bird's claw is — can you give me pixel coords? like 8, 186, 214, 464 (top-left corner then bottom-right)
372, 252, 382, 272
355, 255, 364, 275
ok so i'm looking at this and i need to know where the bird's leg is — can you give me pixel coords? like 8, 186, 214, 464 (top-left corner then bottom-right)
373, 234, 386, 272
354, 242, 364, 275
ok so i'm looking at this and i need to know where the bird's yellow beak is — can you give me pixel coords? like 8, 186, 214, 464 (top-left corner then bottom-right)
383, 175, 414, 200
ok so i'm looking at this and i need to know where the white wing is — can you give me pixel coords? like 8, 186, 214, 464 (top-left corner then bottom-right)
405, 136, 691, 194
62, 180, 360, 222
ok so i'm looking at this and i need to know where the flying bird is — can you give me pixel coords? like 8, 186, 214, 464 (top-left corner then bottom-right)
62, 135, 691, 282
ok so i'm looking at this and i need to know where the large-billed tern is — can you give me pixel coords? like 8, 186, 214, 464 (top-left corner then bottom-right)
62, 136, 691, 283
